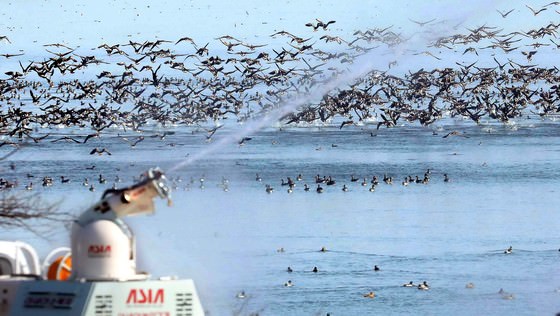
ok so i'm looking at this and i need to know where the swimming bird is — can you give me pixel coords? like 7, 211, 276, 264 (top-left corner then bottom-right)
403, 281, 415, 287
383, 174, 393, 184
265, 184, 274, 193
402, 177, 409, 186
374, 265, 380, 271
418, 281, 430, 290
42, 177, 53, 187
316, 184, 324, 193
504, 246, 513, 254
363, 291, 375, 298
287, 267, 293, 273
284, 280, 293, 287
466, 282, 475, 289
312, 266, 318, 273
498, 288, 515, 299
342, 184, 348, 192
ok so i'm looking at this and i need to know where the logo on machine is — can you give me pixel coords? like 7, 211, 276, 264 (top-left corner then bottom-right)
126, 288, 165, 305
87, 244, 112, 257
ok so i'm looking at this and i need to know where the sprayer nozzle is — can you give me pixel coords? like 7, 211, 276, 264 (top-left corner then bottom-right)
144, 168, 171, 200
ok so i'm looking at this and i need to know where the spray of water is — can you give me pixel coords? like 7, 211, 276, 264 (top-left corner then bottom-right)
168, 58, 384, 173
168, 0, 501, 174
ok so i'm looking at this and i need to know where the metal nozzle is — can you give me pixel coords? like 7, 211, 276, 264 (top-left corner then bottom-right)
144, 168, 172, 202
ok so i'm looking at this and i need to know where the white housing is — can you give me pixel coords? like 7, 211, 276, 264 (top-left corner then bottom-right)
70, 220, 140, 281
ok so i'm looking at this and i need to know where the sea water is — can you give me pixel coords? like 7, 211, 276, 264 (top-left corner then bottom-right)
1, 121, 560, 315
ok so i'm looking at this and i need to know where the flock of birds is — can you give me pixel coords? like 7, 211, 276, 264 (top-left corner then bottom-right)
260, 169, 449, 194
0, 3, 560, 157
0, 3, 559, 194
232, 244, 521, 310
1, 164, 447, 194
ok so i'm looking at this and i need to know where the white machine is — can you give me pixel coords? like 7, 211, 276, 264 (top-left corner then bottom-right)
0, 168, 204, 316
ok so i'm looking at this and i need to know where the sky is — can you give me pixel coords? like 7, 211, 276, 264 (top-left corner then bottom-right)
1, 0, 555, 53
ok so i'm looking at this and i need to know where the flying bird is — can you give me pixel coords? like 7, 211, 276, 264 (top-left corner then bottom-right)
205, 125, 224, 141
238, 137, 252, 145
90, 147, 112, 155
442, 131, 469, 138
0, 53, 24, 59
121, 136, 144, 147
305, 19, 336, 31
408, 18, 436, 26
496, 8, 515, 17
525, 4, 547, 15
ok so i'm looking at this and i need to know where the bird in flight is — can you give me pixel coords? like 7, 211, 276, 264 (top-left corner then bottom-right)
408, 18, 436, 27
238, 137, 252, 145
496, 8, 515, 18
90, 147, 112, 155
442, 131, 469, 138
121, 136, 144, 147
525, 4, 547, 15
0, 53, 24, 59
305, 19, 336, 31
